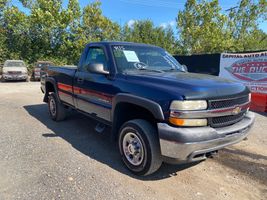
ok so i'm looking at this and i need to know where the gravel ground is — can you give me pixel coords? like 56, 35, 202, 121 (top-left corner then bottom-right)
0, 82, 266, 200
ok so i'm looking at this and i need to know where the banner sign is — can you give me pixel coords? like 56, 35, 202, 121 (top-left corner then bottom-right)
219, 51, 267, 94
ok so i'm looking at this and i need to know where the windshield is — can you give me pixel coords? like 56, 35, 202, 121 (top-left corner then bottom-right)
4, 61, 26, 67
112, 45, 185, 73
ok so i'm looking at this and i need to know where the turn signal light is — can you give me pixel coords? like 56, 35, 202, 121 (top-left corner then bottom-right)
169, 117, 185, 126
169, 117, 207, 127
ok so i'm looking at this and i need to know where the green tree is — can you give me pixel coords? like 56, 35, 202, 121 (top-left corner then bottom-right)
58, 0, 82, 64
239, 29, 267, 51
0, 0, 8, 17
0, 0, 8, 63
227, 0, 267, 51
60, 1, 121, 64
3, 6, 31, 61
29, 0, 68, 60
122, 20, 177, 54
177, 0, 231, 54
81, 1, 120, 42
0, 29, 7, 63
177, 0, 267, 54
1, 0, 266, 65
25, 0, 120, 64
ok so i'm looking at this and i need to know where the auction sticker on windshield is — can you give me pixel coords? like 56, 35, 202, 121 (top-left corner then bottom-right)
123, 50, 140, 62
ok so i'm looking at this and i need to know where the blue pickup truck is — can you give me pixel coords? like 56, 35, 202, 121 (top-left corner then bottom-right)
41, 41, 255, 176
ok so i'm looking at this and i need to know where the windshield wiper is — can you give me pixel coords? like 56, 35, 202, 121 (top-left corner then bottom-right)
163, 68, 184, 72
137, 68, 164, 73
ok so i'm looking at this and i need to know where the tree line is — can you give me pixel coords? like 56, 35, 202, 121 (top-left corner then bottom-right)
0, 0, 266, 66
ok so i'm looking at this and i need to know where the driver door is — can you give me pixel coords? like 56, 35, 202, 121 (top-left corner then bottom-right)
73, 46, 113, 122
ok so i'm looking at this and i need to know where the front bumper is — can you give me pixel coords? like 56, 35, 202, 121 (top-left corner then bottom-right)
34, 72, 40, 79
3, 74, 28, 80
158, 111, 255, 162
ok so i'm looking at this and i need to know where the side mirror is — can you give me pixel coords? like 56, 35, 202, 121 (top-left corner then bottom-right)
87, 63, 109, 75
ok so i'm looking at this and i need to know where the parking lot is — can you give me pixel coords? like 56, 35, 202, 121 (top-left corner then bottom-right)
0, 82, 266, 200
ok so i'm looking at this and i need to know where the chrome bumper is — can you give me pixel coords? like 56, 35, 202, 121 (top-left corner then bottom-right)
158, 111, 255, 162
3, 74, 28, 80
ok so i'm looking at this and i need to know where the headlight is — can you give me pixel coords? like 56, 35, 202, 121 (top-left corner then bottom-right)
170, 100, 207, 111
169, 100, 208, 127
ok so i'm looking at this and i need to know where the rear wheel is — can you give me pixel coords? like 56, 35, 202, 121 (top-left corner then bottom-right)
48, 92, 67, 121
118, 119, 162, 176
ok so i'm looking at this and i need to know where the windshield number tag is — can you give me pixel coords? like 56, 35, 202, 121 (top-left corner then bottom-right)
114, 46, 125, 51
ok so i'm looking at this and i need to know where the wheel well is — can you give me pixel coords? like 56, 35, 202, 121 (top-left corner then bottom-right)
112, 102, 157, 140
43, 82, 55, 102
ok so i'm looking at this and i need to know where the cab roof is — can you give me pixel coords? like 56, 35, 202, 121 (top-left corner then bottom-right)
88, 41, 161, 49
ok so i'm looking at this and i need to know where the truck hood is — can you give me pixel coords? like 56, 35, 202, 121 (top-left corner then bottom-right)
123, 72, 249, 100
3, 67, 28, 74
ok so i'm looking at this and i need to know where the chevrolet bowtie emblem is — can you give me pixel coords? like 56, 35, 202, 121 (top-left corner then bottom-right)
232, 106, 242, 115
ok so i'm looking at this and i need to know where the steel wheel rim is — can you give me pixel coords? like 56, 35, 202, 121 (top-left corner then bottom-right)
49, 98, 56, 116
122, 131, 144, 166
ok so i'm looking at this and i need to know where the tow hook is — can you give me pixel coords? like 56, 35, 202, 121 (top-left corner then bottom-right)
206, 150, 218, 158
95, 123, 106, 133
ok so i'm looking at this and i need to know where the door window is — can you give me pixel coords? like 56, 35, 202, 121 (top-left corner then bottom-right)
82, 47, 108, 72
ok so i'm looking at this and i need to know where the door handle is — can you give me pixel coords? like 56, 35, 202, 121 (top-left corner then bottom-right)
77, 78, 84, 84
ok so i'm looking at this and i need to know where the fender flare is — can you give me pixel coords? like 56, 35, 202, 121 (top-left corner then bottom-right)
43, 77, 60, 102
111, 93, 165, 121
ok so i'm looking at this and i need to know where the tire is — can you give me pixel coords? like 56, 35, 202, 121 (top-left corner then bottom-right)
118, 119, 162, 176
48, 92, 67, 121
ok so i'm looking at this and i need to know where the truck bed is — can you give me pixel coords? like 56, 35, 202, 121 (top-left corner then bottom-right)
48, 66, 76, 84
41, 66, 77, 97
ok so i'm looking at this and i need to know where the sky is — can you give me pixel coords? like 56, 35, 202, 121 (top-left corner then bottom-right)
11, 0, 267, 32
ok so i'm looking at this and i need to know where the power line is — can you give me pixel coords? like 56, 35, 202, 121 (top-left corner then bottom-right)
118, 0, 186, 9
118, 0, 237, 10
225, 6, 238, 12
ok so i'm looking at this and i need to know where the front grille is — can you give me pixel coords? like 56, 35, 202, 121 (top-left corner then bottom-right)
209, 111, 246, 128
209, 95, 249, 109
208, 95, 249, 128
8, 71, 22, 75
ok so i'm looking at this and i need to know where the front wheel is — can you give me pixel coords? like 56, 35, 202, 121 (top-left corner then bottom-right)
118, 119, 162, 176
48, 92, 67, 121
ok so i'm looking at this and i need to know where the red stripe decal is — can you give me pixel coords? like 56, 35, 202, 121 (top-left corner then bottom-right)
57, 82, 113, 103
58, 83, 73, 93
